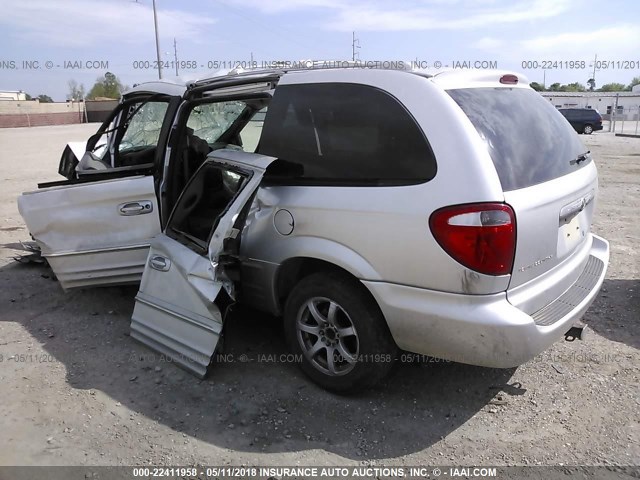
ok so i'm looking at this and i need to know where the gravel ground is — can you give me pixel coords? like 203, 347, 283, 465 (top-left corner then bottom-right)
0, 125, 638, 469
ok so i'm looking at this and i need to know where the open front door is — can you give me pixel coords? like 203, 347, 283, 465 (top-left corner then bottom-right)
17, 94, 180, 289
18, 176, 160, 289
130, 150, 276, 378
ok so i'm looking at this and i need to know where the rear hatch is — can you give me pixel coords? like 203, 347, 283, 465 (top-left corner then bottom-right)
448, 86, 597, 312
590, 109, 603, 126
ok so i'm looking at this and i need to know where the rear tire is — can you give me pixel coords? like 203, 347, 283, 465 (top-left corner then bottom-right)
283, 271, 397, 393
583, 124, 594, 134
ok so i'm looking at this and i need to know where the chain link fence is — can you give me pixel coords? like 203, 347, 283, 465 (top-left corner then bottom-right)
602, 106, 640, 135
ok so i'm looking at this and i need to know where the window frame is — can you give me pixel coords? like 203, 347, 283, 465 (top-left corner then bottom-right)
448, 87, 590, 192
163, 93, 271, 222
116, 100, 170, 157
258, 82, 437, 187
165, 160, 255, 256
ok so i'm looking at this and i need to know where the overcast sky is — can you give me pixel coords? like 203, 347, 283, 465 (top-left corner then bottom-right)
1, 0, 639, 100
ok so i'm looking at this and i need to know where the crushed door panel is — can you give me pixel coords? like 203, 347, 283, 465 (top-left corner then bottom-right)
130, 150, 276, 377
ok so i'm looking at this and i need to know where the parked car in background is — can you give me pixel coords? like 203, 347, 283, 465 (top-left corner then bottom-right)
18, 67, 609, 392
558, 108, 603, 134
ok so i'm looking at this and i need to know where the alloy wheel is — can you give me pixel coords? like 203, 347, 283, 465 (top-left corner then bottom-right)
296, 296, 360, 376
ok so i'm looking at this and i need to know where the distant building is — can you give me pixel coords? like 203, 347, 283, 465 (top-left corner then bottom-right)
0, 99, 85, 128
85, 99, 119, 123
541, 91, 640, 119
0, 90, 28, 101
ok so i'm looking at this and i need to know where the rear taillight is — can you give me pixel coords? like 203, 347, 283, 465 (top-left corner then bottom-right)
429, 203, 516, 276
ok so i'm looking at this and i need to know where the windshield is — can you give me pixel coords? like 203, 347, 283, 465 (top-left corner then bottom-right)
447, 87, 589, 191
119, 101, 168, 153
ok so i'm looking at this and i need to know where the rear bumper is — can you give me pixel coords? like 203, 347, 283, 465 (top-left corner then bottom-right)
363, 235, 609, 368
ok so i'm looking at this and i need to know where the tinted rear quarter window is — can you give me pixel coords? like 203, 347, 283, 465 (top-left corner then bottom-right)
258, 83, 436, 185
448, 88, 589, 191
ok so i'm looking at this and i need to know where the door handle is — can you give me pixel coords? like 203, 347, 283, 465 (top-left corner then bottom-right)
118, 201, 153, 216
149, 255, 171, 272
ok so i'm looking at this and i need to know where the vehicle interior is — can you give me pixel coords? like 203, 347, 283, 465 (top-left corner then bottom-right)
164, 95, 270, 219
48, 93, 175, 185
167, 162, 249, 253
77, 99, 170, 172
45, 96, 176, 189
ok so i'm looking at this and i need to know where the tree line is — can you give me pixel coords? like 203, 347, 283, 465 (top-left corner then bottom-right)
530, 77, 640, 92
22, 93, 54, 103
68, 72, 126, 101
23, 72, 126, 103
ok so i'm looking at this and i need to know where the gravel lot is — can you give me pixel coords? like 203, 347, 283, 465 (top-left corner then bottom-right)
0, 125, 638, 469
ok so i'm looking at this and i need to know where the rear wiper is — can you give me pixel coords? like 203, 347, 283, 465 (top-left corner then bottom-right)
570, 151, 591, 165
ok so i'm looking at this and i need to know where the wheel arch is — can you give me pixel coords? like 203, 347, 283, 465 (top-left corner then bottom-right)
274, 256, 380, 315
279, 258, 399, 392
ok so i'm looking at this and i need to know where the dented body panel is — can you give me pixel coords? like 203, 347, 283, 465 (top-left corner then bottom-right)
17, 175, 160, 289
130, 151, 275, 377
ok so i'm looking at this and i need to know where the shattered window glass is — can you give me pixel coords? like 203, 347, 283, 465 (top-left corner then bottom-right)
186, 101, 246, 144
119, 101, 169, 152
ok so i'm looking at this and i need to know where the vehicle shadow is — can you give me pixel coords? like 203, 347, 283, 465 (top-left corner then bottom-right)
1, 260, 524, 460
583, 278, 639, 350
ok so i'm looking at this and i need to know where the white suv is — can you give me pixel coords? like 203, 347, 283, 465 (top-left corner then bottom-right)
19, 67, 609, 392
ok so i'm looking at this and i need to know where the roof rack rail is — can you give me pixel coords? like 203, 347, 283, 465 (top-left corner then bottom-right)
187, 72, 282, 96
188, 59, 436, 93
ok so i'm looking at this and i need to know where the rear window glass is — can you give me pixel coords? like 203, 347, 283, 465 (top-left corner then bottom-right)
448, 88, 589, 191
258, 83, 436, 185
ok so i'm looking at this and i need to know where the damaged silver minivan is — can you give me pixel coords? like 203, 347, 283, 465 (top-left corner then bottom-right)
18, 67, 609, 392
